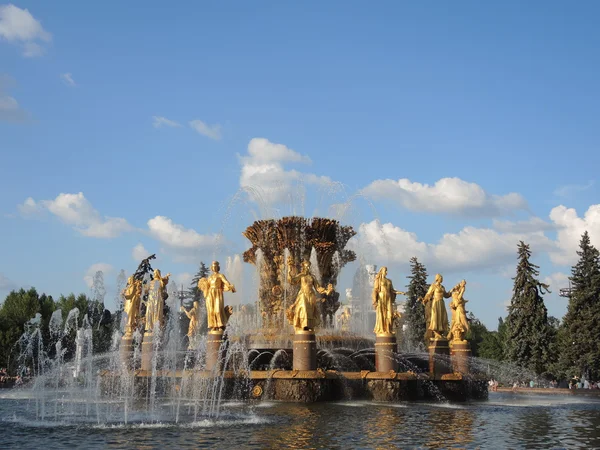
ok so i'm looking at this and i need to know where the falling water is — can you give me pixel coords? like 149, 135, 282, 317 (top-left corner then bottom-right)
309, 247, 321, 285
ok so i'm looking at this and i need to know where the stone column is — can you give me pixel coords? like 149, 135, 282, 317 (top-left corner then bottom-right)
141, 332, 154, 372
428, 338, 452, 378
375, 333, 397, 372
293, 329, 317, 371
206, 330, 225, 372
120, 334, 134, 369
450, 340, 472, 375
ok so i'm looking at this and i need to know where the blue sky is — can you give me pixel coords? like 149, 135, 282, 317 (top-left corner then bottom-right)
1, 1, 599, 328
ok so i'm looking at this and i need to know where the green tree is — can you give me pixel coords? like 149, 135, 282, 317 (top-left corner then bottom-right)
403, 257, 428, 350
465, 312, 488, 357
478, 317, 507, 361
558, 231, 600, 379
0, 288, 40, 372
505, 241, 554, 375
189, 262, 210, 306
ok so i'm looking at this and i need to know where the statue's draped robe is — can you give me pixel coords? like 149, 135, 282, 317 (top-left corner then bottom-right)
373, 277, 396, 335
205, 273, 234, 329
448, 289, 469, 341
425, 284, 449, 336
289, 273, 320, 331
145, 278, 167, 333
123, 281, 140, 331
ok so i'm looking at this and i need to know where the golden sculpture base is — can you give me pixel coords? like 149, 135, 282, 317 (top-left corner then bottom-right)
428, 338, 452, 378
206, 330, 226, 372
450, 340, 471, 374
375, 334, 397, 372
293, 329, 316, 371
120, 334, 134, 368
141, 333, 154, 372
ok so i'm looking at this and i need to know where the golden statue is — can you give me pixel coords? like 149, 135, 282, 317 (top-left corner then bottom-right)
181, 300, 202, 339
287, 260, 332, 332
144, 269, 170, 334
338, 306, 352, 332
421, 273, 451, 340
372, 267, 405, 335
447, 280, 469, 342
198, 261, 236, 332
123, 276, 142, 336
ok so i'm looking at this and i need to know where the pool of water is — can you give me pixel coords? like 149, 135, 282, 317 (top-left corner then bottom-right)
1, 391, 600, 449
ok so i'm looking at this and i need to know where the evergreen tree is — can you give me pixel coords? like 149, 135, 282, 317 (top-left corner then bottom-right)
558, 231, 600, 379
403, 257, 428, 350
189, 262, 210, 306
478, 317, 507, 361
505, 241, 553, 375
465, 312, 488, 357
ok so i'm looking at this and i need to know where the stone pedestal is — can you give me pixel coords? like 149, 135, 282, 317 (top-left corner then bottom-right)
120, 335, 134, 369
450, 340, 472, 375
206, 330, 225, 372
375, 334, 397, 372
141, 333, 154, 372
293, 330, 317, 371
428, 338, 452, 378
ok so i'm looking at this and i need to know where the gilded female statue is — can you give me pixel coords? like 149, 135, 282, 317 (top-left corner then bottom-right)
199, 261, 236, 332
421, 273, 451, 340
287, 260, 332, 332
447, 279, 469, 342
181, 300, 202, 338
338, 306, 352, 332
372, 267, 405, 335
123, 276, 142, 335
144, 269, 170, 334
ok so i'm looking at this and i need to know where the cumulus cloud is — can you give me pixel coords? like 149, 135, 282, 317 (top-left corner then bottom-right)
132, 243, 150, 261
60, 73, 76, 87
239, 137, 333, 208
152, 116, 181, 128
173, 272, 193, 288
543, 272, 570, 294
147, 216, 220, 262
0, 272, 16, 291
0, 74, 28, 122
361, 177, 528, 217
492, 216, 555, 234
18, 192, 134, 238
84, 263, 113, 288
0, 4, 52, 57
189, 119, 221, 140
353, 219, 555, 273
548, 204, 600, 266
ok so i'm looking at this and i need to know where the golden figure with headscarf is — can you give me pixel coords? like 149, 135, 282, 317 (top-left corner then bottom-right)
372, 266, 405, 335
198, 261, 235, 332
287, 260, 332, 332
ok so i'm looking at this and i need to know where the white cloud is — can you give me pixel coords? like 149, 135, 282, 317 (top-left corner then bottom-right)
18, 192, 134, 238
492, 216, 555, 234
0, 4, 52, 57
84, 263, 113, 288
189, 119, 221, 140
361, 177, 528, 217
60, 73, 76, 87
353, 219, 555, 273
543, 272, 570, 294
147, 216, 220, 262
554, 180, 594, 199
152, 116, 181, 128
0, 272, 16, 291
238, 137, 333, 207
132, 243, 150, 261
173, 272, 193, 288
0, 74, 27, 122
548, 204, 600, 266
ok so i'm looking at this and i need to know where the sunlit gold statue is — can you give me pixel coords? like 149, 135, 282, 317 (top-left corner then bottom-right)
181, 300, 202, 339
338, 306, 352, 332
123, 276, 142, 336
372, 267, 405, 336
287, 260, 332, 332
144, 269, 170, 334
199, 261, 236, 332
447, 279, 469, 342
421, 273, 450, 340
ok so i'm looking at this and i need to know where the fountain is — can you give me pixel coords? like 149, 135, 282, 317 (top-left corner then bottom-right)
5, 215, 488, 431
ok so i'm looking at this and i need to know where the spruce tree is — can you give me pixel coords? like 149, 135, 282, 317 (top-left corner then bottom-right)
558, 231, 600, 379
189, 262, 210, 306
403, 257, 429, 351
505, 241, 553, 375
